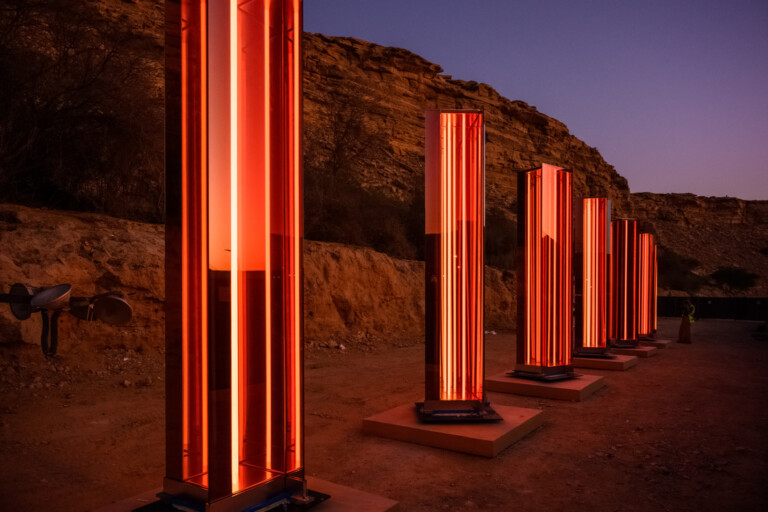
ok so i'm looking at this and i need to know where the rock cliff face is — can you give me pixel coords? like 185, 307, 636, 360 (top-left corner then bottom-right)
302, 33, 768, 296
2, 2, 766, 354
631, 193, 768, 296
304, 34, 633, 218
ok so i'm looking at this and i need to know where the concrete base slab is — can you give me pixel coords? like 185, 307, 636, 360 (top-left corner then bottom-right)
572, 354, 638, 371
93, 488, 162, 512
485, 373, 605, 401
362, 403, 543, 457
611, 345, 658, 358
308, 477, 399, 512
640, 339, 673, 349
94, 478, 398, 512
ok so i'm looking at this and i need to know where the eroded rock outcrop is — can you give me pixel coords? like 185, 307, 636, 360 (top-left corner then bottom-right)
631, 193, 768, 296
0, 205, 514, 351
304, 33, 633, 218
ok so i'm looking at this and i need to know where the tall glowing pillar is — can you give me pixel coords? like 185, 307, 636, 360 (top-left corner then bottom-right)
653, 243, 658, 333
164, 1, 318, 510
513, 164, 575, 380
609, 219, 638, 347
420, 110, 499, 422
637, 233, 656, 340
575, 198, 611, 357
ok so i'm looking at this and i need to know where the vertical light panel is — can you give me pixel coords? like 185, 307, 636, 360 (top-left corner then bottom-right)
652, 243, 658, 333
516, 164, 573, 372
425, 110, 484, 402
578, 198, 610, 350
609, 219, 638, 344
228, 0, 239, 492
179, 0, 208, 486
637, 233, 655, 338
166, 0, 304, 507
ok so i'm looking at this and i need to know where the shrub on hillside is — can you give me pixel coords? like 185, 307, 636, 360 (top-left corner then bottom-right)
485, 208, 516, 270
710, 266, 758, 292
658, 246, 706, 293
304, 92, 422, 260
0, 0, 163, 222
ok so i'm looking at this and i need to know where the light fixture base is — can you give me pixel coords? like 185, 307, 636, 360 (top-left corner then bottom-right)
508, 365, 577, 381
415, 400, 502, 423
151, 489, 329, 512
610, 340, 638, 349
573, 348, 614, 359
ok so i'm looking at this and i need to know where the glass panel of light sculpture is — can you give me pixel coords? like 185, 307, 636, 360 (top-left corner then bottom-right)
165, 1, 306, 508
609, 219, 638, 346
514, 164, 574, 380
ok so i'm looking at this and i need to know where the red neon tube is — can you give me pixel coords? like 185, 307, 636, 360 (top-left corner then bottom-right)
609, 219, 638, 345
576, 198, 610, 352
515, 164, 573, 376
165, 0, 304, 506
424, 110, 484, 402
637, 233, 655, 339
653, 243, 658, 333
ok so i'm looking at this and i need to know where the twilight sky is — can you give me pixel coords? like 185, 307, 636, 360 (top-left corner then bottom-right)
305, 0, 768, 200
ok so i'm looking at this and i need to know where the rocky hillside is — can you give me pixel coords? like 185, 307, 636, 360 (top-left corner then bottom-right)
302, 32, 768, 294
631, 193, 768, 296
1, 1, 766, 356
304, 33, 633, 217
0, 204, 515, 352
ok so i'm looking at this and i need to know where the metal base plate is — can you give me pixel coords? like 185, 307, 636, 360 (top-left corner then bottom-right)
573, 350, 615, 360
289, 490, 331, 511
415, 400, 502, 423
610, 341, 638, 349
142, 490, 330, 512
508, 369, 578, 382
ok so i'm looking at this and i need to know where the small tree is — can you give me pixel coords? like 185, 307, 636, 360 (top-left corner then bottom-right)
485, 208, 516, 270
0, 0, 163, 221
657, 246, 706, 294
710, 266, 758, 292
303, 91, 425, 259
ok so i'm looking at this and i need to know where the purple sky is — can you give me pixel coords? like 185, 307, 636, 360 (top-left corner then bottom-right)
305, 0, 768, 200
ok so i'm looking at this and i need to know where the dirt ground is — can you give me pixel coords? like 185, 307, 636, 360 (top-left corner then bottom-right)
1, 318, 767, 511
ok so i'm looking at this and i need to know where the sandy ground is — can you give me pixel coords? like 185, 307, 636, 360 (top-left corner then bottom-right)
1, 318, 767, 511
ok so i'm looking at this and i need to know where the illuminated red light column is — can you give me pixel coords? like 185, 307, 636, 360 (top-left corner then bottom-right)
653, 243, 658, 333
165, 1, 312, 510
513, 164, 575, 380
609, 219, 638, 347
575, 198, 611, 357
637, 233, 656, 340
420, 110, 499, 422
